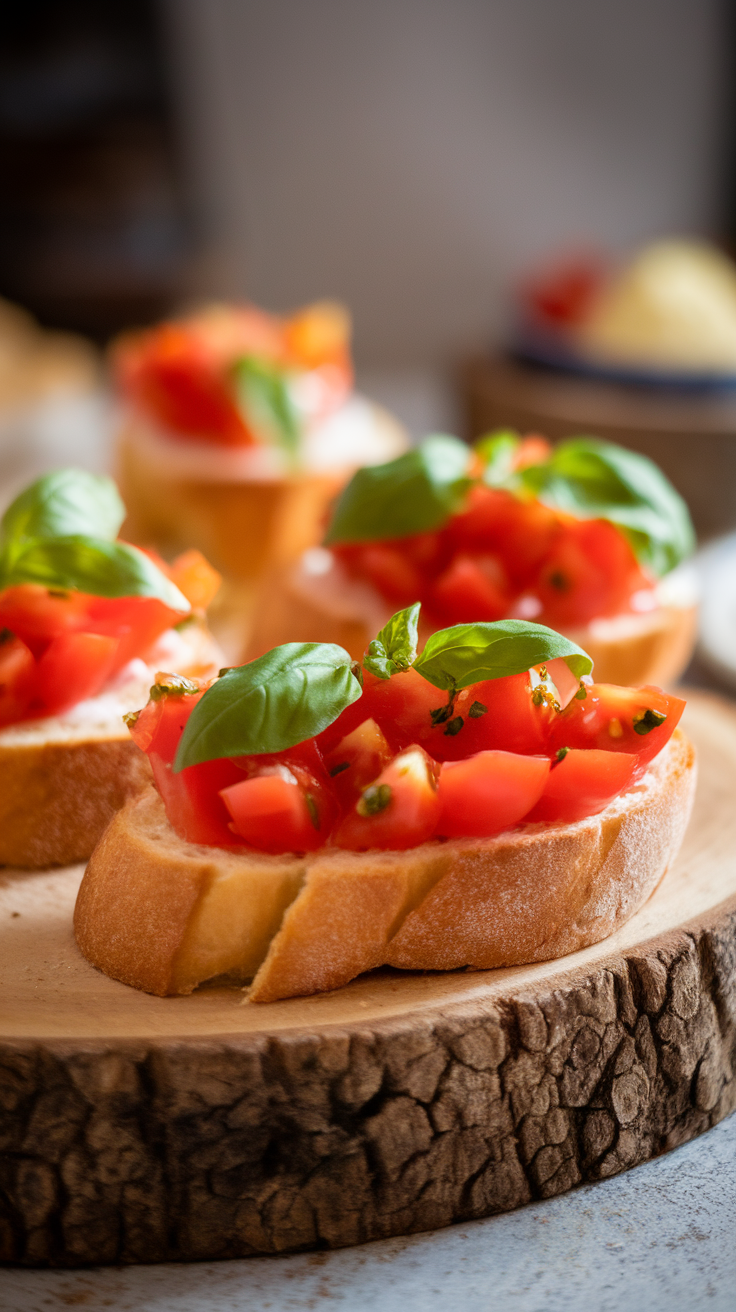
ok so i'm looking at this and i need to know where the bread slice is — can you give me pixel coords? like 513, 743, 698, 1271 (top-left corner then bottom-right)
115, 399, 408, 581
0, 621, 221, 869
244, 551, 698, 688
74, 728, 695, 1002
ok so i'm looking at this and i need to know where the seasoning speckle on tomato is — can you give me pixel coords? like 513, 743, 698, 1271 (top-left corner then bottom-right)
633, 708, 668, 735
130, 615, 685, 856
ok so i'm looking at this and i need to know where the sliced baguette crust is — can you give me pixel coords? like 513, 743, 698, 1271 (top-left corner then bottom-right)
245, 557, 697, 688
0, 626, 222, 869
75, 729, 695, 1002
0, 737, 151, 868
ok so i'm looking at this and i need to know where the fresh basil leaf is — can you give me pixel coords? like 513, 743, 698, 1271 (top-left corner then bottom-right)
413, 619, 593, 691
1, 537, 189, 608
518, 438, 694, 577
233, 355, 301, 459
324, 435, 472, 543
174, 642, 363, 769
1, 470, 125, 553
364, 603, 420, 680
475, 430, 520, 487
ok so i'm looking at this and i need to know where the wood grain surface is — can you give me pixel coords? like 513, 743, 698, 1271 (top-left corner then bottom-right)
1, 691, 735, 1266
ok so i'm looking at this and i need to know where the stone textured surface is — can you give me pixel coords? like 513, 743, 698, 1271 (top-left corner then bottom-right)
2, 1110, 735, 1311
2, 902, 735, 1267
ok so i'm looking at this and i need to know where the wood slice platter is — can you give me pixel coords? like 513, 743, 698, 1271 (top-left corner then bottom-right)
1, 690, 736, 1267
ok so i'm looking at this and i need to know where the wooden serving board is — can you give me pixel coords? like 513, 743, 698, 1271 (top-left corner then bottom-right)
2, 691, 736, 1267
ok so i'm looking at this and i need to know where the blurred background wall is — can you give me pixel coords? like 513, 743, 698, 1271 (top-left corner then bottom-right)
163, 0, 729, 369
0, 0, 730, 372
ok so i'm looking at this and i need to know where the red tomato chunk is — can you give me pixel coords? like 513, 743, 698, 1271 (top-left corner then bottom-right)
0, 576, 191, 727
130, 660, 684, 856
332, 480, 653, 631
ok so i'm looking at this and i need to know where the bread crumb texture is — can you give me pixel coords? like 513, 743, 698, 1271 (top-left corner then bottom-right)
74, 730, 696, 1001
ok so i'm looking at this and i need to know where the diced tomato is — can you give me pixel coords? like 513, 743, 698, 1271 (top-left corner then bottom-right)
30, 632, 119, 717
536, 519, 649, 625
351, 544, 425, 608
0, 633, 35, 726
436, 750, 550, 837
526, 749, 638, 823
548, 683, 684, 768
116, 323, 253, 446
336, 668, 449, 755
334, 746, 440, 850
513, 435, 553, 469
84, 595, 186, 671
0, 585, 91, 656
322, 717, 392, 807
167, 550, 221, 611
283, 301, 352, 381
422, 671, 556, 762
430, 554, 511, 624
221, 763, 330, 854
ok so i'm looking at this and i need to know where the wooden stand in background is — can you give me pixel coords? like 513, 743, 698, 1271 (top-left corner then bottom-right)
1, 692, 735, 1267
462, 354, 736, 539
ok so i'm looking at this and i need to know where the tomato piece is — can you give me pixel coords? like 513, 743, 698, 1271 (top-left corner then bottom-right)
351, 543, 426, 608
526, 749, 638, 823
430, 554, 511, 624
323, 717, 392, 807
334, 746, 440, 851
549, 683, 684, 768
283, 301, 352, 380
84, 595, 186, 671
30, 632, 118, 717
449, 487, 561, 585
117, 323, 252, 446
221, 764, 329, 853
513, 435, 553, 469
536, 519, 648, 625
421, 671, 555, 762
436, 751, 550, 837
0, 633, 35, 726
0, 585, 91, 656
339, 668, 448, 755
168, 550, 221, 611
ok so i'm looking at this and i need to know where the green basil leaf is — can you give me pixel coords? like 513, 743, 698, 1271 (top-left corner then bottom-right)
475, 430, 521, 487
1, 537, 189, 608
518, 438, 695, 577
233, 355, 301, 459
1, 470, 125, 552
324, 434, 472, 543
364, 603, 420, 680
174, 642, 363, 769
413, 619, 593, 691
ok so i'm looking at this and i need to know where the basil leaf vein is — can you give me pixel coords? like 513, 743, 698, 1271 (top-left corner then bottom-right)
364, 603, 420, 680
174, 642, 363, 769
1, 537, 188, 608
413, 620, 593, 690
325, 434, 472, 543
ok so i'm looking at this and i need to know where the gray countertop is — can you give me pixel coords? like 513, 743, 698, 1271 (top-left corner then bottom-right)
2, 1111, 735, 1312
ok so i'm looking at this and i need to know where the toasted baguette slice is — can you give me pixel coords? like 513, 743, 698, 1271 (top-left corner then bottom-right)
0, 620, 221, 869
244, 551, 698, 688
74, 729, 695, 1002
116, 399, 408, 581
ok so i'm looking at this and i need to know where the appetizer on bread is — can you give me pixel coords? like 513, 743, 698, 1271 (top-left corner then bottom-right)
248, 432, 697, 686
0, 469, 222, 867
75, 604, 695, 1001
112, 301, 408, 580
